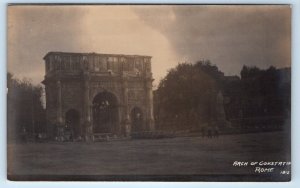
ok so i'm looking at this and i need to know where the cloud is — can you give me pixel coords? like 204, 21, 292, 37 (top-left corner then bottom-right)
7, 5, 291, 86
8, 6, 89, 83
8, 5, 179, 86
133, 5, 291, 76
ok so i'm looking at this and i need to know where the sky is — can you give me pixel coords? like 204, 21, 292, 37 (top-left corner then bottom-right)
7, 5, 291, 87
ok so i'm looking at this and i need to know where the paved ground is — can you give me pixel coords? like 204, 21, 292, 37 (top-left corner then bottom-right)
7, 131, 290, 177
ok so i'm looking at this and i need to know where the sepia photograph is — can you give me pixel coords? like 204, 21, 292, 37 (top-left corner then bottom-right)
7, 4, 291, 181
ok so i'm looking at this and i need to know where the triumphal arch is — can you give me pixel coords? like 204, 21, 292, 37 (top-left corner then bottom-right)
42, 52, 155, 140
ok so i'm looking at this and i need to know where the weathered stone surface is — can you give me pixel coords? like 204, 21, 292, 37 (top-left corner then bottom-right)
42, 52, 155, 140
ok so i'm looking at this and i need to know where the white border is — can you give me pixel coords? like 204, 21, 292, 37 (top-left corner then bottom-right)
1, 0, 299, 187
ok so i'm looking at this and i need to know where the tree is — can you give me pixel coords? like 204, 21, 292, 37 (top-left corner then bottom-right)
240, 66, 290, 117
195, 60, 224, 85
7, 73, 46, 142
154, 62, 219, 130
154, 61, 291, 132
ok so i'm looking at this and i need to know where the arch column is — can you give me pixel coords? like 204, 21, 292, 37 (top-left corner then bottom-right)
56, 80, 64, 137
117, 103, 123, 136
83, 72, 92, 141
57, 80, 63, 124
122, 75, 131, 137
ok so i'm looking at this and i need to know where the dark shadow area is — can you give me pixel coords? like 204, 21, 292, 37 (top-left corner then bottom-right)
92, 91, 119, 134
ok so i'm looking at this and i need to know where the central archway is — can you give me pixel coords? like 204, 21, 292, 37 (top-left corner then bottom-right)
131, 107, 144, 132
92, 91, 119, 134
65, 109, 81, 138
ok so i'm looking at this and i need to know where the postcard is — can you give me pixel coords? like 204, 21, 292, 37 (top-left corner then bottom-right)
7, 4, 291, 181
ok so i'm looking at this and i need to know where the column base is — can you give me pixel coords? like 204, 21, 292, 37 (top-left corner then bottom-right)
122, 118, 131, 137
55, 122, 65, 142
146, 118, 155, 131
84, 121, 93, 142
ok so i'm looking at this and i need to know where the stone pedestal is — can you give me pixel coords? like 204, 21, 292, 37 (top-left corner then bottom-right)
123, 118, 131, 137
84, 121, 93, 142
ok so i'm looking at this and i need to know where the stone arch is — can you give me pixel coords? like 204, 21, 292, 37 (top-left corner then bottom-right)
91, 88, 121, 105
92, 91, 119, 134
130, 106, 144, 132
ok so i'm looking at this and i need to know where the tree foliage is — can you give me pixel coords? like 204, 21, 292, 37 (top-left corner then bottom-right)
7, 72, 46, 142
154, 61, 221, 130
154, 61, 291, 131
239, 65, 290, 117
